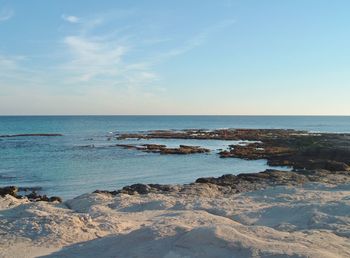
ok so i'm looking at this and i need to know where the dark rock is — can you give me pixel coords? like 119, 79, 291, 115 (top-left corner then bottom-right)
25, 191, 63, 202
219, 144, 294, 159
49, 196, 62, 203
93, 190, 119, 195
148, 184, 173, 192
0, 186, 63, 203
195, 169, 350, 194
292, 160, 350, 171
143, 144, 166, 150
94, 183, 176, 196
121, 184, 152, 195
117, 143, 210, 155
25, 191, 39, 200
0, 186, 19, 197
40, 195, 50, 202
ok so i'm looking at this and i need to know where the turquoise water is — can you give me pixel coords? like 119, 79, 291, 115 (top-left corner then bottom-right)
1, 116, 349, 199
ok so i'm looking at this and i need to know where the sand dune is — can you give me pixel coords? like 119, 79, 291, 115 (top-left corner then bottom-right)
1, 183, 349, 258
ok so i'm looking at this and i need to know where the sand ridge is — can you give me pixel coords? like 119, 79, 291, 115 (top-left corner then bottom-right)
0, 182, 349, 258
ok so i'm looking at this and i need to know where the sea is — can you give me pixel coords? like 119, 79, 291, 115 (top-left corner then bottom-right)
1, 116, 349, 199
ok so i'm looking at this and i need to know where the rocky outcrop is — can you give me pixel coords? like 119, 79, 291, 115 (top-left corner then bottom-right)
25, 191, 62, 202
195, 169, 350, 192
0, 186, 62, 202
116, 129, 308, 141
94, 183, 179, 196
214, 131, 350, 172
116, 143, 210, 155
94, 169, 350, 196
223, 142, 350, 172
0, 186, 18, 197
219, 143, 294, 159
93, 130, 350, 196
116, 129, 350, 172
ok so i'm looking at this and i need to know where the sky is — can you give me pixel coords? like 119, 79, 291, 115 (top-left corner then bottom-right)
0, 0, 349, 115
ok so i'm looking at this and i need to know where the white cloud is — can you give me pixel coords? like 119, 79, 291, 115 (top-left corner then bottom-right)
63, 35, 127, 82
61, 18, 159, 91
62, 14, 80, 23
0, 8, 14, 22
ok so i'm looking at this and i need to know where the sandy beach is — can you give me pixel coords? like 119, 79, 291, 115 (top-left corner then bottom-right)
1, 179, 350, 258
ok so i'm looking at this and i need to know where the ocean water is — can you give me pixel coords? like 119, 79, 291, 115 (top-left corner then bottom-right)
0, 116, 349, 199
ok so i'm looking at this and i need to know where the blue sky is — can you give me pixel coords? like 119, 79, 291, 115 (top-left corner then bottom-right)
0, 0, 349, 115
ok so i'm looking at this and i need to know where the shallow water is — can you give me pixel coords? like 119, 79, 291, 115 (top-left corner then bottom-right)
0, 116, 349, 199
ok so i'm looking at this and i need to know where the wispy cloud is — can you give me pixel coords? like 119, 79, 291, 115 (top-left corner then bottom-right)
62, 14, 80, 23
0, 7, 14, 22
2, 10, 234, 92
150, 19, 236, 63
1, 10, 236, 113
63, 35, 127, 82
61, 15, 159, 90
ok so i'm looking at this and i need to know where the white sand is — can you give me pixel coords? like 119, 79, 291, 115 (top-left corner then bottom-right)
0, 183, 349, 258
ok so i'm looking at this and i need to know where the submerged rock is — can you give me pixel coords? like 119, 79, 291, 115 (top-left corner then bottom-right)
116, 143, 210, 155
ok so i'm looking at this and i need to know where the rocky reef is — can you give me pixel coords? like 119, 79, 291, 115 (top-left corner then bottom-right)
3, 128, 350, 203
116, 143, 210, 155
219, 132, 350, 172
116, 128, 350, 172
116, 128, 307, 141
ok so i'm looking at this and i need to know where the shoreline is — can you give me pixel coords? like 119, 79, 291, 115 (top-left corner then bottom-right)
1, 171, 350, 258
3, 167, 350, 203
1, 128, 350, 257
